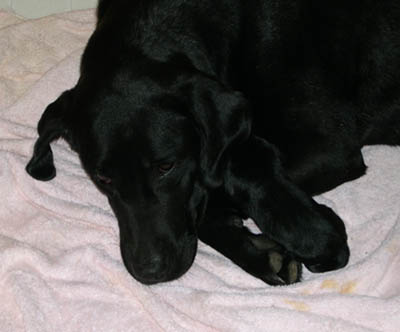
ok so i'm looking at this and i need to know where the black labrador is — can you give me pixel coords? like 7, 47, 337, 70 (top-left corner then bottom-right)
26, 0, 400, 285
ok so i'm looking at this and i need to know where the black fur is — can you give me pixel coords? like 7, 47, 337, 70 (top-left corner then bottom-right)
27, 0, 400, 285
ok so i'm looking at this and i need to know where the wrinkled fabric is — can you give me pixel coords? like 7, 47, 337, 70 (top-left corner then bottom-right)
0, 10, 399, 332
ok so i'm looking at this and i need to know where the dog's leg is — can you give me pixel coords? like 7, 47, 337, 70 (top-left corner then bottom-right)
223, 136, 349, 273
198, 208, 301, 285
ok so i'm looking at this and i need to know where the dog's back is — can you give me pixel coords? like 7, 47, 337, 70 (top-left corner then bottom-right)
94, 0, 400, 144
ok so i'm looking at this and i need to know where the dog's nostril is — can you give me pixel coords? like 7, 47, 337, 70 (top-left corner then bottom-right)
121, 237, 197, 285
133, 255, 170, 280
139, 256, 165, 272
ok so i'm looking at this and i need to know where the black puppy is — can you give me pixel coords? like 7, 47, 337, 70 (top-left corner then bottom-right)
26, 0, 400, 285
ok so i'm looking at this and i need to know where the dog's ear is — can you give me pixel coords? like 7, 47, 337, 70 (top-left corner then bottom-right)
26, 90, 73, 181
189, 77, 251, 188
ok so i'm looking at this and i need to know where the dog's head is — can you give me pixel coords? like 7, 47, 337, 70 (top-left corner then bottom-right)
26, 60, 251, 284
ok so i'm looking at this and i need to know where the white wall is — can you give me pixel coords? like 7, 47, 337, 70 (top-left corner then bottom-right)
0, 0, 97, 18
0, 0, 11, 11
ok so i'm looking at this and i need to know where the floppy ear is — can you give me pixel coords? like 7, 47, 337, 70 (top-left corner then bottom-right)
189, 77, 252, 188
26, 90, 73, 181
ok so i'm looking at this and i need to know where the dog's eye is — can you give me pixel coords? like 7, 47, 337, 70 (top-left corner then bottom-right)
96, 174, 112, 185
158, 163, 174, 174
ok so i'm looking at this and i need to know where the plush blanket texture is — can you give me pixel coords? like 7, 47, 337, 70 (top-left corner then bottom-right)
0, 10, 399, 332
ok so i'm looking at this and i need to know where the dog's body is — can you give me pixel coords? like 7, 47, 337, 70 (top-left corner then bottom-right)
27, 0, 400, 285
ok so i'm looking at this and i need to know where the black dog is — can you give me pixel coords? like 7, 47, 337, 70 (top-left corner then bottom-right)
26, 0, 400, 285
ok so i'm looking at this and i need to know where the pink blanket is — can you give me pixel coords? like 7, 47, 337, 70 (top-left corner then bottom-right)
1, 10, 399, 332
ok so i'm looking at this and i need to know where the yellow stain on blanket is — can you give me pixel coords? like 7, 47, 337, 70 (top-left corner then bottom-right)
284, 300, 310, 312
300, 289, 311, 295
321, 279, 358, 294
321, 279, 339, 290
387, 242, 399, 255
340, 281, 358, 294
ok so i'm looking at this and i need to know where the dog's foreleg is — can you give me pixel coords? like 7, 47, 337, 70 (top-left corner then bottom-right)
198, 208, 301, 285
223, 136, 349, 273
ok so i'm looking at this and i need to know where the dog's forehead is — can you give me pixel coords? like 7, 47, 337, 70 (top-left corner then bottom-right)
132, 110, 193, 156
87, 99, 194, 162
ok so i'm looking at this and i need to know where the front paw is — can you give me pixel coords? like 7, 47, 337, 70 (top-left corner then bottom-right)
286, 204, 350, 273
245, 234, 302, 285
303, 244, 349, 273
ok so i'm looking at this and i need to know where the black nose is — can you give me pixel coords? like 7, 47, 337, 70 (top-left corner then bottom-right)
121, 235, 198, 285
120, 246, 173, 285
133, 255, 170, 284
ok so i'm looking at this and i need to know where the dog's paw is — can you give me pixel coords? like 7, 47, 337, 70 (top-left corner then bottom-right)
198, 213, 301, 286
289, 204, 350, 273
246, 234, 302, 286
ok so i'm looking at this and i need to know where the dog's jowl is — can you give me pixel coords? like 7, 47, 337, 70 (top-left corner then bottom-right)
27, 0, 400, 285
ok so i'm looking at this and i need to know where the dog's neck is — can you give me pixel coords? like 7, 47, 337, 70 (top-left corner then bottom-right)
95, 0, 244, 83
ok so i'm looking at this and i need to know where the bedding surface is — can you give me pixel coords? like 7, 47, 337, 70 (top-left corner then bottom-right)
0, 10, 399, 332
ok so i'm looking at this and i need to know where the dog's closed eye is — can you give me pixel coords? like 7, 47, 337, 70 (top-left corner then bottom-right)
158, 163, 174, 174
96, 173, 112, 185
